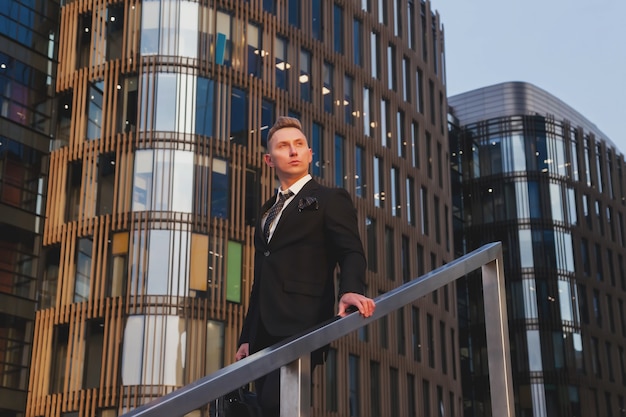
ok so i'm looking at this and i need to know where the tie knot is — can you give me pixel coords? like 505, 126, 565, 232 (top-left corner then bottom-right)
278, 190, 293, 201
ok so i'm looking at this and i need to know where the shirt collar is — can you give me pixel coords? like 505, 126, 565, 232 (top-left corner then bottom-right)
278, 174, 312, 197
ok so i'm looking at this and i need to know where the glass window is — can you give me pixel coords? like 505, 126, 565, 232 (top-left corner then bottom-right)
226, 241, 243, 303
106, 4, 124, 60
390, 367, 400, 416
333, 4, 343, 53
439, 321, 447, 373
380, 99, 390, 147
348, 355, 360, 416
403, 57, 411, 102
363, 86, 372, 136
334, 134, 345, 188
275, 36, 290, 90
194, 77, 215, 137
211, 158, 229, 218
74, 238, 93, 302
344, 75, 354, 125
353, 19, 362, 66
77, 13, 92, 68
311, 122, 324, 178
387, 44, 396, 91
323, 62, 333, 113
214, 10, 233, 65
355, 145, 365, 198
115, 76, 138, 134
41, 246, 61, 309
300, 49, 312, 102
121, 315, 223, 385
312, 0, 322, 41
366, 217, 377, 272
385, 227, 395, 280
374, 156, 384, 208
0, 312, 30, 391
145, 230, 190, 295
230, 87, 248, 146
140, 0, 198, 58
131, 149, 194, 212
427, 314, 434, 367
97, 153, 115, 215
50, 325, 69, 392
406, 177, 415, 225
325, 348, 338, 411
84, 320, 104, 388
397, 307, 406, 354
420, 186, 428, 235
422, 379, 431, 417
412, 307, 421, 361
288, 0, 300, 27
378, 0, 387, 24
416, 69, 423, 113
252, 100, 269, 145
434, 196, 440, 244
141, 73, 197, 133
391, 166, 400, 217
371, 31, 380, 79
86, 81, 104, 140
247, 23, 263, 78
408, 0, 416, 50
397, 111, 406, 157
370, 361, 381, 417
263, 0, 276, 13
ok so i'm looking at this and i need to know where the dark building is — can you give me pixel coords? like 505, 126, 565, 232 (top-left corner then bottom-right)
17, 1, 457, 417
0, 1, 61, 416
450, 82, 626, 417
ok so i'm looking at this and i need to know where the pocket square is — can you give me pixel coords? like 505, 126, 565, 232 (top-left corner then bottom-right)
298, 196, 319, 211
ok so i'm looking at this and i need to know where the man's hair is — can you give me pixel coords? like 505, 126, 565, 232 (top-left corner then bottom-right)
266, 116, 304, 145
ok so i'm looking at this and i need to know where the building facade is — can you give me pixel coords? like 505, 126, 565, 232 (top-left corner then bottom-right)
22, 1, 457, 417
450, 82, 626, 417
0, 1, 60, 416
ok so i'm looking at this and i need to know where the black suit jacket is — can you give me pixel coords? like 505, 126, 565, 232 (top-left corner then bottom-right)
239, 179, 366, 348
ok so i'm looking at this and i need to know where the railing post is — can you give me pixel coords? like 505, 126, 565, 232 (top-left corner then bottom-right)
280, 355, 311, 417
482, 254, 515, 417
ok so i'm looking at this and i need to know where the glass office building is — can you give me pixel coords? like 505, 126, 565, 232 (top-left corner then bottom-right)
450, 82, 626, 417
0, 1, 60, 416
21, 1, 457, 416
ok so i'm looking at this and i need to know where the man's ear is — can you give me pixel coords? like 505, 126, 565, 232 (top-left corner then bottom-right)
264, 153, 273, 167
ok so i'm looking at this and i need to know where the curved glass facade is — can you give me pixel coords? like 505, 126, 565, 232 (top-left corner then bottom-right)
26, 1, 456, 416
451, 82, 626, 417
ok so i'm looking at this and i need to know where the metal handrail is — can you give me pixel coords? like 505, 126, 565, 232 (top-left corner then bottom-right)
121, 241, 514, 417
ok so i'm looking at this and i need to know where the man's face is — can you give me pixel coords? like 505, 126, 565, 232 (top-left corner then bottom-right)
265, 127, 313, 181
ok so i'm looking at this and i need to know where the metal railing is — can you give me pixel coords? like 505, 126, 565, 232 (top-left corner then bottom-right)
121, 241, 514, 417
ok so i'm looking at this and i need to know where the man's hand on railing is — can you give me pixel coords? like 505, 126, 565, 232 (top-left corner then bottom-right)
235, 343, 249, 361
337, 292, 376, 318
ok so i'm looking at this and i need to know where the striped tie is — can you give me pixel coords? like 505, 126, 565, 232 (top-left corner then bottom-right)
263, 191, 293, 241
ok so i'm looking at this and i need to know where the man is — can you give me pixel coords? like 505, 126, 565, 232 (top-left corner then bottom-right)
235, 116, 375, 416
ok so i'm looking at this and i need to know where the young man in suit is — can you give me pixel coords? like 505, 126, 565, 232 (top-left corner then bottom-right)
235, 116, 375, 416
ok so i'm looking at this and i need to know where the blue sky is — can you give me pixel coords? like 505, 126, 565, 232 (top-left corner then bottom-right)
430, 0, 626, 153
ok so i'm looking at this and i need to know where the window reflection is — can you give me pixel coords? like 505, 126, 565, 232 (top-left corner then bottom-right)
140, 0, 199, 58
121, 315, 220, 386
86, 81, 104, 140
132, 149, 194, 213
275, 36, 290, 90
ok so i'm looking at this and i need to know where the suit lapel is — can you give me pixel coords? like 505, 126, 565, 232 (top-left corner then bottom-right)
271, 180, 320, 241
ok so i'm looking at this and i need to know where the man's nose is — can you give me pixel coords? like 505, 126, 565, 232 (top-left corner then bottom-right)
289, 145, 298, 155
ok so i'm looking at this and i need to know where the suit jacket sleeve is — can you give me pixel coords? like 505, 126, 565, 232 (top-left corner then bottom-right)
324, 187, 367, 298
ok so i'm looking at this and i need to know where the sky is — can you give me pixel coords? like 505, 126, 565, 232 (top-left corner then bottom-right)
429, 0, 626, 153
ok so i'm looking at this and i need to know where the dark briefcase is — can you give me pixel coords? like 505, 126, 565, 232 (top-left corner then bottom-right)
215, 386, 262, 417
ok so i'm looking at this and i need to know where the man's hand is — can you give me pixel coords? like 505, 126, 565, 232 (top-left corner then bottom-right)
338, 292, 376, 318
235, 343, 249, 361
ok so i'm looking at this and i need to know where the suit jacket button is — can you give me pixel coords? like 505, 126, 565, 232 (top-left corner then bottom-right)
264, 250, 270, 256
